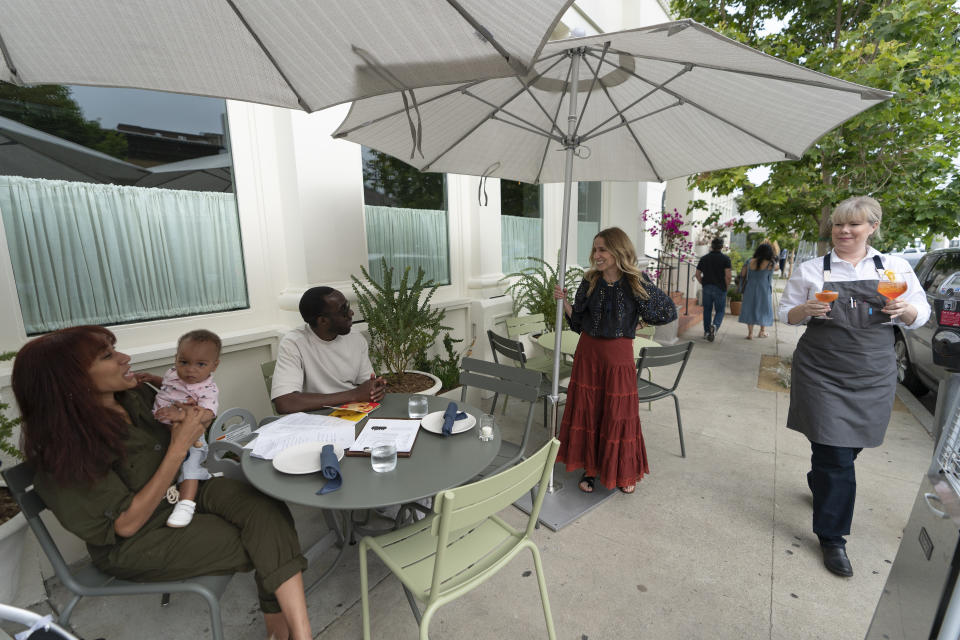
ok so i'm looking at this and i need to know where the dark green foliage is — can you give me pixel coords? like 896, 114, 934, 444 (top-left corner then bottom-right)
0, 350, 22, 460
501, 256, 585, 332
352, 259, 451, 379
415, 333, 472, 392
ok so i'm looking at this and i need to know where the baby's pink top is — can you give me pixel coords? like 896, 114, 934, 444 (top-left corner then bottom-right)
153, 367, 219, 423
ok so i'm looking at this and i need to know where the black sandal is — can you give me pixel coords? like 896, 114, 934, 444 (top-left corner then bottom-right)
578, 474, 595, 493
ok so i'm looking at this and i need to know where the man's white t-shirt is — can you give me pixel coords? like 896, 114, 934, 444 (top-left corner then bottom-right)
270, 326, 375, 400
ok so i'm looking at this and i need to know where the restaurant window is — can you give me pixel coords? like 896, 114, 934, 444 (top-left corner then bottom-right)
577, 181, 602, 266
501, 181, 542, 274
0, 83, 247, 335
361, 147, 450, 286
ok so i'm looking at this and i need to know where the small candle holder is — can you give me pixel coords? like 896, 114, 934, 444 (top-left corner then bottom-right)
478, 414, 495, 442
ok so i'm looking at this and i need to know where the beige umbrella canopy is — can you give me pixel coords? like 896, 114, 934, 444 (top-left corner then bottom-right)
0, 0, 573, 111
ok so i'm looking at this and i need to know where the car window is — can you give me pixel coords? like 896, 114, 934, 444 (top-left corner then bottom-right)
924, 253, 960, 295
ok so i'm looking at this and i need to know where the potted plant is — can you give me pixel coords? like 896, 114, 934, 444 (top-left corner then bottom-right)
0, 349, 28, 604
352, 259, 450, 394
501, 255, 585, 332
415, 334, 475, 396
727, 285, 743, 315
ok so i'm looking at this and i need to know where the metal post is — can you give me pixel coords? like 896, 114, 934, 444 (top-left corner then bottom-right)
547, 48, 582, 493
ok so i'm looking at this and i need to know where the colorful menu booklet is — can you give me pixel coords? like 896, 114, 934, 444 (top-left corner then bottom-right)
346, 418, 421, 457
329, 401, 381, 422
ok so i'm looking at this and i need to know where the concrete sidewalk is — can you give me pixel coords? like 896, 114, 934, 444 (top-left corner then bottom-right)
6, 305, 935, 640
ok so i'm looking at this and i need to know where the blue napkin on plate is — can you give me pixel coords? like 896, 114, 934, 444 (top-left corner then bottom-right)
441, 401, 468, 436
315, 444, 342, 494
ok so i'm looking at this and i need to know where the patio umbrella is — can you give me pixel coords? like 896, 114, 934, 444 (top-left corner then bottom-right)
332, 19, 892, 518
0, 0, 573, 112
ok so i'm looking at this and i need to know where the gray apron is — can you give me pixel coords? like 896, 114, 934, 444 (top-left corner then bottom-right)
787, 254, 897, 448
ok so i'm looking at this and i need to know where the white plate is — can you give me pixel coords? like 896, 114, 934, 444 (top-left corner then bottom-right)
420, 410, 476, 435
272, 442, 345, 474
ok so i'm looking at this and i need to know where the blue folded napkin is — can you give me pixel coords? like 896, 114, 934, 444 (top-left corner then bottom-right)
441, 401, 468, 436
315, 444, 342, 495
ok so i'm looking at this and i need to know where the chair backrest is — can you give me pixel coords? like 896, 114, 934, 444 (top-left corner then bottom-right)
487, 330, 527, 366
636, 342, 694, 393
260, 360, 276, 396
459, 357, 542, 404
636, 325, 656, 339
505, 313, 546, 339
1, 462, 78, 591
207, 408, 258, 481
428, 438, 560, 596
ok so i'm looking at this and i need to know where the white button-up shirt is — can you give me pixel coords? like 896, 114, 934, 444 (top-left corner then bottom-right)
778, 247, 931, 329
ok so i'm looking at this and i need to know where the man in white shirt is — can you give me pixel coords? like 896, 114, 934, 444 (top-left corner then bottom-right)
271, 287, 386, 414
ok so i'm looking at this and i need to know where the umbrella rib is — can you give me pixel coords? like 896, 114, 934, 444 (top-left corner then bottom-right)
461, 91, 557, 139
444, 0, 528, 75
511, 54, 574, 138
0, 29, 19, 81
572, 42, 610, 140
580, 52, 691, 139
533, 54, 576, 184
420, 57, 572, 172
489, 114, 562, 142
333, 80, 484, 137
584, 51, 799, 160
580, 56, 664, 182
602, 46, 889, 99
224, 0, 312, 111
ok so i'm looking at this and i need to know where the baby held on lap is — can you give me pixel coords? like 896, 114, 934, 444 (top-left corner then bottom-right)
137, 329, 222, 528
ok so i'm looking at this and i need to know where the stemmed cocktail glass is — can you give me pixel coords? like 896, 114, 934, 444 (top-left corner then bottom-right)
877, 270, 909, 325
814, 288, 838, 320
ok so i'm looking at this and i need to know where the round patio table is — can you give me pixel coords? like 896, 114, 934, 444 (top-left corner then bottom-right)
242, 393, 500, 510
537, 330, 659, 359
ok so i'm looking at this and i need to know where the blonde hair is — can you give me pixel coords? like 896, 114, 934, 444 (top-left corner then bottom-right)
584, 227, 649, 299
831, 196, 883, 240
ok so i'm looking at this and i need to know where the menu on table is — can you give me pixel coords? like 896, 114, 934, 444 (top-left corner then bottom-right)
347, 418, 421, 457
245, 412, 356, 460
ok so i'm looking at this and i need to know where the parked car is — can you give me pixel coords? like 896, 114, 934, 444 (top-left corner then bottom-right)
889, 246, 926, 268
896, 247, 960, 395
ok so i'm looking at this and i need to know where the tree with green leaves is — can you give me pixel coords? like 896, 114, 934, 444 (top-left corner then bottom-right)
672, 0, 960, 253
0, 83, 127, 159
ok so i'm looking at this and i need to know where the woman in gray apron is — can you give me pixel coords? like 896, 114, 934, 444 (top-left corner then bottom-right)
779, 196, 930, 578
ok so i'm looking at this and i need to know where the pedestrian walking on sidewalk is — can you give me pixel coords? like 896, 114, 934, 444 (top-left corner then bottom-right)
779, 196, 930, 579
554, 227, 676, 494
695, 237, 732, 342
739, 243, 776, 339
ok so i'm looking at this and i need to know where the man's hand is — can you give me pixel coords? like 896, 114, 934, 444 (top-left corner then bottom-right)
359, 373, 387, 402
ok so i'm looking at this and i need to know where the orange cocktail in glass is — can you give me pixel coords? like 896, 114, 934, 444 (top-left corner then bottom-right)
877, 270, 910, 325
815, 290, 839, 303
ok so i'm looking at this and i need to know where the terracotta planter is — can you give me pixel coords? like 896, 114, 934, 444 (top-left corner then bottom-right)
730, 300, 742, 315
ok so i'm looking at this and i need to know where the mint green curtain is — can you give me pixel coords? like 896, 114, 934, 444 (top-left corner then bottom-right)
364, 205, 449, 286
501, 215, 542, 274
0, 176, 247, 334
577, 221, 601, 266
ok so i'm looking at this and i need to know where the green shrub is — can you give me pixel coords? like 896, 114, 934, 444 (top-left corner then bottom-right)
501, 256, 585, 332
0, 350, 22, 460
351, 259, 450, 380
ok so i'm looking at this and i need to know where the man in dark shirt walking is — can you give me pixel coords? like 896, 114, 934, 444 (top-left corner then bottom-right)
695, 237, 732, 342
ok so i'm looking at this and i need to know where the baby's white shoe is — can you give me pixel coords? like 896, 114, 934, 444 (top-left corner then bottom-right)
166, 500, 196, 528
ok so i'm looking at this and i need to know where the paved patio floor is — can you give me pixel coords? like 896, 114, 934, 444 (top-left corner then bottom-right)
3, 290, 936, 639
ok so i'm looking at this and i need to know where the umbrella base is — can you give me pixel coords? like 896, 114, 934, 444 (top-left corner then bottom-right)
513, 462, 617, 531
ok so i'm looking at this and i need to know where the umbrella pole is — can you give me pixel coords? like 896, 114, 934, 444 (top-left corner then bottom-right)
548, 47, 582, 493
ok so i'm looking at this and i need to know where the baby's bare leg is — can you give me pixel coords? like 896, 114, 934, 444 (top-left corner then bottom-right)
179, 478, 199, 502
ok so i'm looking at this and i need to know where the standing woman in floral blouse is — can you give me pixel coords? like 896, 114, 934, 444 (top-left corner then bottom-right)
554, 227, 676, 493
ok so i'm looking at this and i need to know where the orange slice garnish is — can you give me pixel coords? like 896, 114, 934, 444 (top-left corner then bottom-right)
884, 269, 896, 281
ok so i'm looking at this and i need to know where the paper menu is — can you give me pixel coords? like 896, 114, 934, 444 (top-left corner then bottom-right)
245, 412, 356, 460
348, 418, 420, 455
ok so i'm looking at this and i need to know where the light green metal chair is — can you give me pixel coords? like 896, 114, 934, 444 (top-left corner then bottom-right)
487, 330, 570, 427
359, 438, 560, 640
504, 313, 546, 339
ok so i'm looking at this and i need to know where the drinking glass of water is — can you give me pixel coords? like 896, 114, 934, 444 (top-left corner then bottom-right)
479, 414, 495, 442
370, 439, 397, 473
407, 394, 429, 419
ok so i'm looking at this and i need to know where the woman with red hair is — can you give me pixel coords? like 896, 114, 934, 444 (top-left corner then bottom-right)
12, 326, 312, 640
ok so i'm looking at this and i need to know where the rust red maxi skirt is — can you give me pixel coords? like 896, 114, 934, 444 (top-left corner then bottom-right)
557, 332, 649, 489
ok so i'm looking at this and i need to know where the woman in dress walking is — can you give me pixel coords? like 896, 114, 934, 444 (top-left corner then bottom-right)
739, 243, 777, 339
553, 227, 676, 494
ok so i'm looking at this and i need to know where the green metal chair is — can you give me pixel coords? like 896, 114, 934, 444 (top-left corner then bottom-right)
359, 438, 561, 640
635, 342, 695, 458
487, 330, 570, 427
261, 360, 277, 413
459, 357, 542, 477
504, 313, 546, 339
0, 462, 232, 640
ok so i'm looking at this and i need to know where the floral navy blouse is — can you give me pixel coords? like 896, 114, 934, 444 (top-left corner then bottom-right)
566, 275, 676, 339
